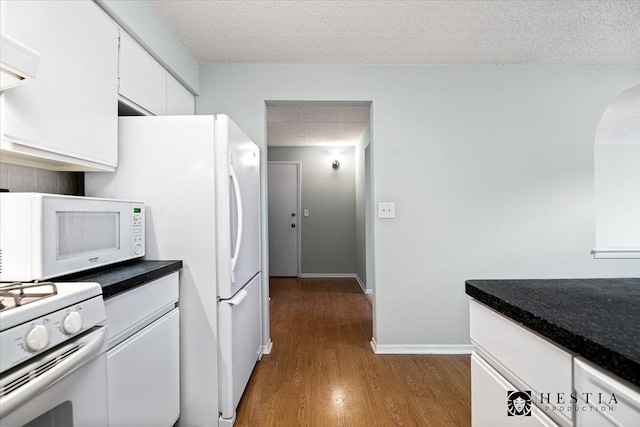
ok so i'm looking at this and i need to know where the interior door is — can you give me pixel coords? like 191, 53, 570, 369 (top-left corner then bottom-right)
268, 162, 299, 277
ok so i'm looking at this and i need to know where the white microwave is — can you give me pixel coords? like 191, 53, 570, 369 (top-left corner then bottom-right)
0, 193, 145, 282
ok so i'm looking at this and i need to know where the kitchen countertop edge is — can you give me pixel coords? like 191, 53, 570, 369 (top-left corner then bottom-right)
465, 280, 640, 389
58, 260, 183, 299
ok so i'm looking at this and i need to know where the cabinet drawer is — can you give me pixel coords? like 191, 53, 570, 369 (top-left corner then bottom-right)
105, 272, 178, 343
470, 300, 573, 425
472, 353, 559, 427
574, 357, 640, 427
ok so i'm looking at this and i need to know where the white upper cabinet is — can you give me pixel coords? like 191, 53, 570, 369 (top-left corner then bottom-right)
166, 73, 195, 115
118, 32, 167, 116
118, 32, 195, 116
1, 0, 119, 171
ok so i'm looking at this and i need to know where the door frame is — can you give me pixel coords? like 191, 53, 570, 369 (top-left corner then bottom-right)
267, 161, 302, 277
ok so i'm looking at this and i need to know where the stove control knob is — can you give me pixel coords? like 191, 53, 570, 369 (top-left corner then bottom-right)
24, 325, 49, 352
62, 312, 83, 335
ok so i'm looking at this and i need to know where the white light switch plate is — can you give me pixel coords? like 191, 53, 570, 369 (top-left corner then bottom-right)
378, 202, 395, 219
303, 209, 309, 217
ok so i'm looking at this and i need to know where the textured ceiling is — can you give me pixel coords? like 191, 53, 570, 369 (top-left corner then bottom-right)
267, 103, 370, 147
150, 0, 640, 66
149, 0, 640, 146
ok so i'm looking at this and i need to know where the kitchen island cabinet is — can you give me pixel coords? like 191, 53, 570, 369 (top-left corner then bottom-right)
1, 0, 118, 171
466, 278, 640, 427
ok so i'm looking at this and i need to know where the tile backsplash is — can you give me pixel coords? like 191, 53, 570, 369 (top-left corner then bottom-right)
0, 162, 83, 195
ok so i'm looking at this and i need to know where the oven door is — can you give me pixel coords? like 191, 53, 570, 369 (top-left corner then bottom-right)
0, 327, 108, 427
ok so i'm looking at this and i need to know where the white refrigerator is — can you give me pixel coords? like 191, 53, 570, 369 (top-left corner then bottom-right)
86, 115, 263, 427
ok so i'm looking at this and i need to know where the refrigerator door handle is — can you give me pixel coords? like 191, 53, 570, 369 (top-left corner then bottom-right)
229, 162, 244, 283
224, 289, 248, 306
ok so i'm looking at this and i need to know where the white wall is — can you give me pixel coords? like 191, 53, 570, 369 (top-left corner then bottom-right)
355, 124, 371, 289
594, 84, 640, 257
268, 146, 357, 275
197, 65, 640, 350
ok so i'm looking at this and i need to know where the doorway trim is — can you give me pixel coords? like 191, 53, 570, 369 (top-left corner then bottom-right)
267, 160, 302, 277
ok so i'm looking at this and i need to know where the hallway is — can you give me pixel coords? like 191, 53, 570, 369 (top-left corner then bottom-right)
235, 278, 471, 426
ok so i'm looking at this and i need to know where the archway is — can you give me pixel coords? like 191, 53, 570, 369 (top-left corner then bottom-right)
593, 84, 640, 258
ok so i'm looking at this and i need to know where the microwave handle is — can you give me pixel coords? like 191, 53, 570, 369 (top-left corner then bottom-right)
0, 327, 106, 417
229, 162, 243, 283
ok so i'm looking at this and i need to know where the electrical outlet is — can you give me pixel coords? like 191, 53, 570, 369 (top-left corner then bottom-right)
303, 209, 309, 217
378, 202, 395, 219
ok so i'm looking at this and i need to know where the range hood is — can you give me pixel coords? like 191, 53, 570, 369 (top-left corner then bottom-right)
0, 32, 40, 91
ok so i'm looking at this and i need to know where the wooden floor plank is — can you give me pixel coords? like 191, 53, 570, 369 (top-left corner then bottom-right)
235, 277, 471, 426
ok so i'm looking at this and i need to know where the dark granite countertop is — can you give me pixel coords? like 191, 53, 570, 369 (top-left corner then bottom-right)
57, 260, 182, 299
465, 278, 640, 388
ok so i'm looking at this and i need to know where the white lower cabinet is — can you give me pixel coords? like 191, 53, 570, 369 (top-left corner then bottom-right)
472, 353, 559, 427
105, 273, 180, 427
108, 309, 179, 427
470, 299, 640, 427
470, 300, 572, 426
574, 358, 640, 427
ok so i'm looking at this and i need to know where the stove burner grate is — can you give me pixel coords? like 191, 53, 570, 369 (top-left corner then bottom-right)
0, 282, 58, 312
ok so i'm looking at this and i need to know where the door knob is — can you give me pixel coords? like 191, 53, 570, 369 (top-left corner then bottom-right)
291, 224, 296, 228
291, 213, 296, 217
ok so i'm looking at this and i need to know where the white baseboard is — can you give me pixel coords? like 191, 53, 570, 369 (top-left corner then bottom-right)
370, 337, 473, 355
300, 273, 358, 279
354, 274, 368, 294
299, 273, 372, 295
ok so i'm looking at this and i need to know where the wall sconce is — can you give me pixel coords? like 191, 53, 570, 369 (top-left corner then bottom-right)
332, 160, 340, 169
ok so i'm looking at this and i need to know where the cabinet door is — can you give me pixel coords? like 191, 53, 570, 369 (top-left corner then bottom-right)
472, 353, 559, 427
2, 0, 118, 171
470, 301, 573, 426
107, 309, 180, 427
166, 74, 195, 115
118, 32, 167, 116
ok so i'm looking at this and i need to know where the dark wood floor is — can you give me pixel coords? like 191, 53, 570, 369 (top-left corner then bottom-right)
235, 277, 471, 426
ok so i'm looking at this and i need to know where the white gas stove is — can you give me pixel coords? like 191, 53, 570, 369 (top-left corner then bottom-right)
0, 281, 108, 424
0, 281, 106, 373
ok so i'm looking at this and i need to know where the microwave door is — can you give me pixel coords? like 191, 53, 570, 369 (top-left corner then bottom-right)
40, 197, 143, 279
0, 193, 144, 282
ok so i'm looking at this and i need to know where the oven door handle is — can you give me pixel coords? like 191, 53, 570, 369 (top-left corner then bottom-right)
0, 327, 106, 417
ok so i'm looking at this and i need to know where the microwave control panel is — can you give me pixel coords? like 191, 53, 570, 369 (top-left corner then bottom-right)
132, 204, 145, 256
